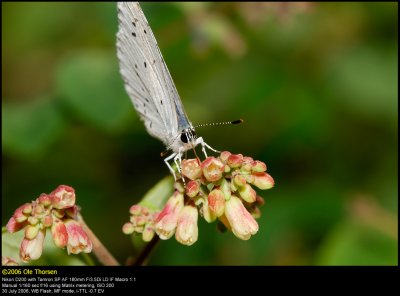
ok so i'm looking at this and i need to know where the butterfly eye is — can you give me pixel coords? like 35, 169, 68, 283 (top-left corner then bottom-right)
180, 132, 188, 144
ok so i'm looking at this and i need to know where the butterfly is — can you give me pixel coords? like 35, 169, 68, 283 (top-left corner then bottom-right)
116, 2, 218, 180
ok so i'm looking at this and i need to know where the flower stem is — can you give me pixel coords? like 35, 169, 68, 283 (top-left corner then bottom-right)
133, 236, 160, 266
77, 213, 120, 266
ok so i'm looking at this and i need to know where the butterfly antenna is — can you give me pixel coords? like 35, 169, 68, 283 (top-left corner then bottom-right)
194, 119, 243, 129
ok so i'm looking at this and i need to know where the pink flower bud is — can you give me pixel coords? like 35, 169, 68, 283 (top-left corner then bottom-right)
185, 180, 200, 198
201, 198, 216, 223
52, 209, 65, 219
219, 151, 232, 162
13, 203, 31, 223
220, 179, 231, 200
251, 160, 267, 173
154, 191, 184, 240
20, 229, 46, 262
51, 185, 76, 209
33, 204, 44, 215
142, 226, 155, 242
38, 193, 52, 207
2, 256, 19, 266
208, 189, 225, 217
122, 222, 134, 235
225, 195, 259, 240
238, 184, 257, 203
129, 205, 142, 216
6, 217, 26, 233
51, 220, 68, 248
42, 215, 53, 228
241, 156, 254, 171
181, 159, 202, 180
25, 225, 39, 240
251, 172, 274, 190
65, 219, 92, 254
135, 216, 146, 226
28, 216, 39, 225
227, 154, 243, 168
201, 157, 225, 182
175, 205, 198, 246
233, 174, 247, 187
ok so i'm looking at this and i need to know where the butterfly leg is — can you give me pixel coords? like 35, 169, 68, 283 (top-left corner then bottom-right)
164, 152, 178, 181
173, 149, 186, 186
196, 137, 220, 158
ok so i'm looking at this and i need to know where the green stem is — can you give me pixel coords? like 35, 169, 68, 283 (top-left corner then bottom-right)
133, 236, 160, 266
77, 213, 120, 266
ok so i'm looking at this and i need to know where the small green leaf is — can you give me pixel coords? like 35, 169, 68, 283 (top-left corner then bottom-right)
139, 175, 174, 211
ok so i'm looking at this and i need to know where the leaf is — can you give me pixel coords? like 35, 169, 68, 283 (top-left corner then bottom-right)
2, 97, 65, 158
56, 50, 133, 133
2, 228, 87, 266
139, 175, 174, 211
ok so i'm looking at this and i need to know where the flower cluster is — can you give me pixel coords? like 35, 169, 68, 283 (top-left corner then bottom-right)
122, 205, 157, 242
6, 185, 92, 263
123, 151, 274, 246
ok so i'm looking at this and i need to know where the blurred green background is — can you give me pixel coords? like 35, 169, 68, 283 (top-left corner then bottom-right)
2, 2, 398, 265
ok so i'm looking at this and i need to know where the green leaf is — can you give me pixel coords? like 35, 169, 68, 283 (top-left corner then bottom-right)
2, 228, 87, 266
2, 97, 65, 158
139, 175, 174, 211
56, 50, 133, 132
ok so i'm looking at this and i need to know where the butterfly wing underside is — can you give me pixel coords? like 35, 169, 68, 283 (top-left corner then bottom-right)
116, 2, 191, 146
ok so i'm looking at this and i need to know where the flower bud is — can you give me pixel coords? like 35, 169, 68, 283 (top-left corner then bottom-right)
51, 185, 76, 209
185, 180, 200, 198
52, 209, 65, 219
251, 172, 274, 190
201, 157, 225, 182
251, 160, 267, 173
181, 159, 202, 180
225, 195, 259, 240
129, 205, 142, 216
154, 191, 184, 240
38, 193, 52, 207
233, 174, 247, 187
122, 222, 134, 235
142, 226, 155, 242
241, 157, 254, 171
2, 256, 19, 266
51, 221, 68, 248
220, 178, 231, 200
219, 151, 231, 162
42, 215, 53, 228
65, 219, 92, 254
175, 205, 198, 246
227, 154, 243, 168
238, 184, 257, 203
20, 229, 46, 262
208, 189, 225, 217
25, 225, 39, 240
28, 216, 39, 226
13, 204, 30, 223
6, 217, 26, 233
201, 198, 216, 223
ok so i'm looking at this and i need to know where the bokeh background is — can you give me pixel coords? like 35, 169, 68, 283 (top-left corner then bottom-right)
2, 2, 398, 265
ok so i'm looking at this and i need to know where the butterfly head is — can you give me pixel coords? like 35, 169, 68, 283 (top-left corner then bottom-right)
180, 128, 197, 148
